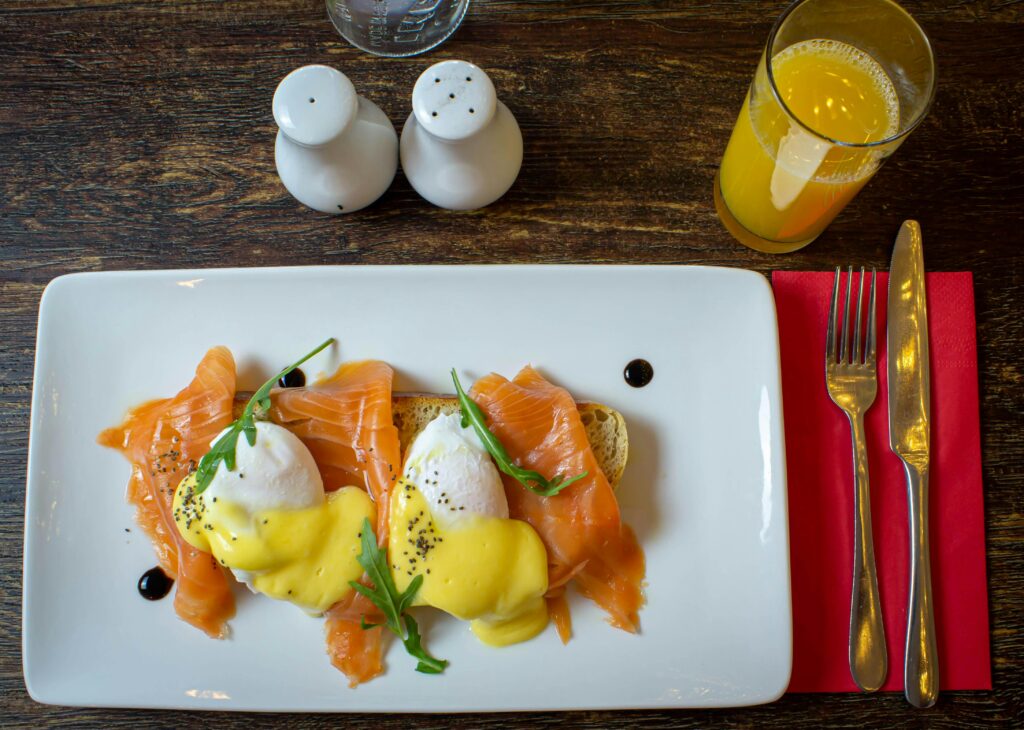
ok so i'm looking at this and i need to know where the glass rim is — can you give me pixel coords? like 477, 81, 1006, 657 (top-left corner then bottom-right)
764, 0, 937, 149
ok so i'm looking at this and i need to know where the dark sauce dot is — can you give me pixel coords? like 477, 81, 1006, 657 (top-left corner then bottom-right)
138, 567, 174, 601
278, 367, 305, 388
624, 359, 654, 388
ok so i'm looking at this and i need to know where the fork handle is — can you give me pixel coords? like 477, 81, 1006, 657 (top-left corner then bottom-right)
848, 412, 887, 692
902, 460, 939, 708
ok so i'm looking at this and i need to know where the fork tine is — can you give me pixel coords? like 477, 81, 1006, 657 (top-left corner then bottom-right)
826, 266, 840, 365
866, 268, 877, 363
840, 265, 853, 364
854, 266, 865, 364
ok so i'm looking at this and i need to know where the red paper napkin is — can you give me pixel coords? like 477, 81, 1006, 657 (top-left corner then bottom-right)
772, 271, 990, 693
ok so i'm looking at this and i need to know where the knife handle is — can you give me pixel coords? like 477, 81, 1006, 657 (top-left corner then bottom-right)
903, 460, 939, 708
848, 412, 887, 692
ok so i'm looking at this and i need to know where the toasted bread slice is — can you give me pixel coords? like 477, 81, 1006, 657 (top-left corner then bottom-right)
237, 392, 629, 488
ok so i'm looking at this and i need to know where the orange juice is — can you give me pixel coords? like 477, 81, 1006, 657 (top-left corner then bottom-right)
717, 39, 900, 251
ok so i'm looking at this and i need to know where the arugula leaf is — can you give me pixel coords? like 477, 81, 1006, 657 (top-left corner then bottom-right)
397, 574, 423, 616
348, 518, 448, 675
451, 369, 588, 497
403, 613, 447, 674
193, 338, 334, 494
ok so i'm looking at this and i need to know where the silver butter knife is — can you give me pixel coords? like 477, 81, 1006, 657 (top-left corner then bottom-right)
887, 220, 939, 708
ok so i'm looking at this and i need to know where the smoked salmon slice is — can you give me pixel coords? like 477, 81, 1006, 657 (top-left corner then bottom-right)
270, 360, 400, 540
324, 592, 386, 688
98, 346, 238, 638
546, 590, 573, 645
471, 366, 646, 635
270, 360, 401, 687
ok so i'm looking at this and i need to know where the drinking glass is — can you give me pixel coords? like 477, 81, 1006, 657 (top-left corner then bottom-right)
714, 0, 936, 253
327, 0, 471, 57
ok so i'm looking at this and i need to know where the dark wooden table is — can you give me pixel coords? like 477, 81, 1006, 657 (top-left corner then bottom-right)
2, 0, 1022, 726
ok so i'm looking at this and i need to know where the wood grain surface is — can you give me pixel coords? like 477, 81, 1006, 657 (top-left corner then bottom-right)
2, 0, 1022, 726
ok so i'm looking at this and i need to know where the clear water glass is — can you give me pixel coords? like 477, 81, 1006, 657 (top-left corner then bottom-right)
327, 0, 471, 58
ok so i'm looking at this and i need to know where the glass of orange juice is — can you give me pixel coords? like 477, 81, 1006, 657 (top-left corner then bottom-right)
714, 0, 936, 253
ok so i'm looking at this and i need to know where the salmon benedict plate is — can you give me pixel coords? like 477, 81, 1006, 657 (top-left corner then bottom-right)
99, 339, 646, 687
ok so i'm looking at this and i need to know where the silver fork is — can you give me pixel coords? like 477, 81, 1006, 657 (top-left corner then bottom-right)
826, 266, 887, 693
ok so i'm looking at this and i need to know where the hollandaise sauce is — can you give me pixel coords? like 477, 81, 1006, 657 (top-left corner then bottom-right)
388, 482, 550, 647
173, 474, 375, 613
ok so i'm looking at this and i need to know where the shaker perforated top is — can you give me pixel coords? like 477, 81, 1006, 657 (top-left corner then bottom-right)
273, 65, 358, 147
411, 60, 498, 142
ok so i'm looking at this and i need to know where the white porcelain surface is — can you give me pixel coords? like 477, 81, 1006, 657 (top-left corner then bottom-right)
401, 61, 522, 210
273, 65, 358, 148
24, 265, 792, 711
274, 65, 397, 214
411, 60, 497, 141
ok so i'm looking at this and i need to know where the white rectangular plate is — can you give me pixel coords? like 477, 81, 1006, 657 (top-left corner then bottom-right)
24, 265, 791, 711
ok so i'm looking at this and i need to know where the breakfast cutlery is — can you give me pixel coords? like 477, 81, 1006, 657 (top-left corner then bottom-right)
825, 265, 887, 693
888, 220, 939, 708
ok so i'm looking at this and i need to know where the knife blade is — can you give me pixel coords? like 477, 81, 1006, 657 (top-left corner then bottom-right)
887, 220, 939, 708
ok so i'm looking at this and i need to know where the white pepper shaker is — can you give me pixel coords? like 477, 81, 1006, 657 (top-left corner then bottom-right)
400, 60, 523, 211
273, 65, 397, 215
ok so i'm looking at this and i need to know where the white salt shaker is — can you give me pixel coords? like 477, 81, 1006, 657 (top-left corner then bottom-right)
400, 60, 523, 211
273, 65, 397, 214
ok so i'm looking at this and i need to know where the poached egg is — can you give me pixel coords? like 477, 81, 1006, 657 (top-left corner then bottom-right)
173, 421, 374, 613
388, 413, 550, 646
